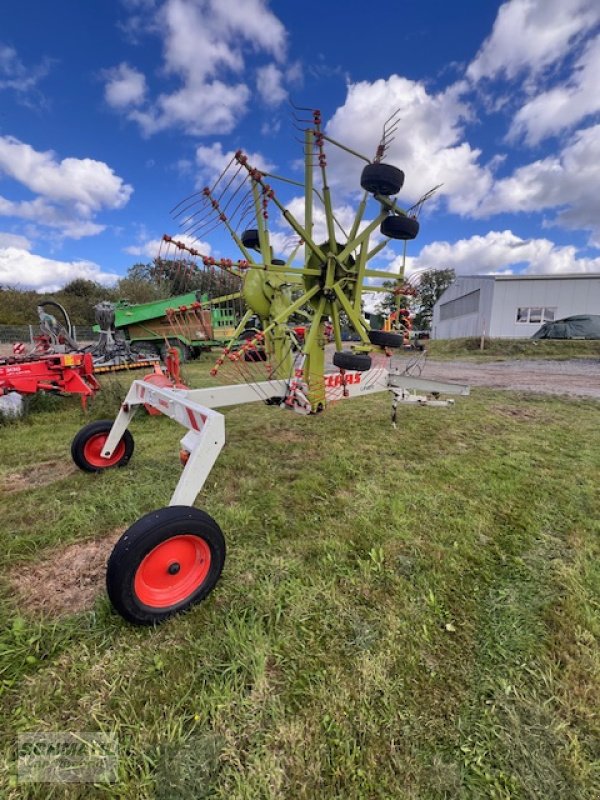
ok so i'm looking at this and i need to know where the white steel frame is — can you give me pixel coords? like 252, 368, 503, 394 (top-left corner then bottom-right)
101, 369, 469, 508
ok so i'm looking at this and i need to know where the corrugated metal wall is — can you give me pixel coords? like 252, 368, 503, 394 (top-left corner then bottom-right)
432, 276, 600, 339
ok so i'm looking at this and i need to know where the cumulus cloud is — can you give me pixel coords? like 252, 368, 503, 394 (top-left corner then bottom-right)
104, 62, 147, 108
467, 0, 599, 82
195, 142, 275, 185
324, 76, 493, 214
0, 136, 132, 239
256, 63, 287, 106
473, 123, 600, 243
0, 43, 52, 98
509, 33, 600, 144
407, 230, 600, 276
107, 0, 288, 136
0, 231, 31, 250
0, 246, 120, 292
124, 233, 211, 259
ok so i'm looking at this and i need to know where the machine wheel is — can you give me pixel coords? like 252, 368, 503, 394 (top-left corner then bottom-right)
380, 214, 420, 241
333, 351, 372, 372
360, 163, 405, 196
368, 330, 404, 348
71, 420, 134, 473
160, 340, 192, 363
106, 506, 226, 625
241, 229, 260, 251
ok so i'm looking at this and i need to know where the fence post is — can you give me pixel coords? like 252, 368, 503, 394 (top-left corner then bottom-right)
29, 325, 34, 344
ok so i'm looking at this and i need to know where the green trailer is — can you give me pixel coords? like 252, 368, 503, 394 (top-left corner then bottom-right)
111, 291, 240, 361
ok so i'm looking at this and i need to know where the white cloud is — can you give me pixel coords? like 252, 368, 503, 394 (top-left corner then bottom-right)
0, 136, 132, 239
324, 76, 493, 214
107, 0, 288, 136
0, 137, 132, 212
256, 64, 287, 106
0, 43, 52, 95
124, 234, 212, 259
473, 123, 600, 242
0, 247, 120, 292
467, 0, 600, 82
195, 142, 275, 185
509, 33, 600, 144
408, 230, 600, 276
104, 63, 147, 108
0, 231, 31, 249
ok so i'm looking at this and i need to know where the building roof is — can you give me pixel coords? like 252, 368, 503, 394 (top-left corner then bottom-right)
457, 273, 600, 282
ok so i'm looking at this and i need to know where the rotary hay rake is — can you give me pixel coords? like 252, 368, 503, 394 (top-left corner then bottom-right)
71, 109, 469, 625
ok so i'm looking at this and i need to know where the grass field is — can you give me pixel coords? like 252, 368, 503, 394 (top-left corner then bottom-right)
425, 337, 600, 361
1, 362, 599, 799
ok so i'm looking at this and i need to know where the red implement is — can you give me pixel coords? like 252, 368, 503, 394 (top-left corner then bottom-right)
0, 352, 100, 406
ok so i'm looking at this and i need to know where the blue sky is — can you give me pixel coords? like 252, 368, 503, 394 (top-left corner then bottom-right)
1, 0, 600, 291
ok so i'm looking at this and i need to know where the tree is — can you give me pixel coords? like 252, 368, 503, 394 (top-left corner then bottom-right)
412, 268, 455, 331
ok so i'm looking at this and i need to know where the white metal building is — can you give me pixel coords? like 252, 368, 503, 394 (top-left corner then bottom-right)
431, 273, 600, 339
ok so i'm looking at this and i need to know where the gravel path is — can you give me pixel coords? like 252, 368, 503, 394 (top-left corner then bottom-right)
421, 358, 600, 399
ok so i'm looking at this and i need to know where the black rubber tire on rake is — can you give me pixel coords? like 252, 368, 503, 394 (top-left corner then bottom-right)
368, 330, 405, 348
380, 214, 420, 241
106, 506, 226, 625
71, 420, 135, 473
333, 351, 372, 372
241, 229, 261, 251
360, 163, 405, 196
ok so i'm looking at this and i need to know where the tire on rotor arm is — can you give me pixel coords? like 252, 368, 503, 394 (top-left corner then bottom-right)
241, 229, 261, 251
106, 506, 226, 625
71, 419, 134, 473
360, 163, 405, 196
332, 351, 372, 372
380, 214, 420, 241
368, 330, 405, 348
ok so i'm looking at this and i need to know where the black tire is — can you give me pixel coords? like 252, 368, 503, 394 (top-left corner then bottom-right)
71, 420, 134, 473
271, 258, 285, 266
106, 506, 226, 625
333, 351, 372, 372
241, 229, 260, 251
160, 340, 192, 363
360, 163, 405, 196
368, 330, 404, 348
380, 214, 420, 241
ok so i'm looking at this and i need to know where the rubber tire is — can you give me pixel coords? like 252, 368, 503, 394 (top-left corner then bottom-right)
71, 420, 134, 473
368, 330, 405, 348
160, 340, 191, 363
360, 163, 405, 196
106, 506, 226, 625
241, 229, 260, 251
380, 214, 420, 241
333, 351, 372, 372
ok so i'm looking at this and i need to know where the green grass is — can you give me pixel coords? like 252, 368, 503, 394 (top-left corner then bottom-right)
1, 362, 599, 798
426, 337, 600, 361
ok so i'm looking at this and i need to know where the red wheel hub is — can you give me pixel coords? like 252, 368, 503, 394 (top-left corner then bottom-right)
134, 535, 211, 608
83, 433, 126, 468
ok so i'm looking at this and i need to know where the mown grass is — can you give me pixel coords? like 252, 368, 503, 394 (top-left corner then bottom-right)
426, 337, 600, 361
1, 361, 599, 798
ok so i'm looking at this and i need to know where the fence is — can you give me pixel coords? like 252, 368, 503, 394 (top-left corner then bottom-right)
0, 324, 95, 343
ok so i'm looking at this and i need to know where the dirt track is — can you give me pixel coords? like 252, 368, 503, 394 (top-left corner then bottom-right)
421, 358, 600, 399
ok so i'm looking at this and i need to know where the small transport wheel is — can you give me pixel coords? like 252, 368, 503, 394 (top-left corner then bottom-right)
360, 163, 405, 196
380, 214, 420, 241
106, 506, 226, 625
368, 330, 405, 348
333, 351, 372, 372
241, 229, 260, 251
71, 420, 134, 473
